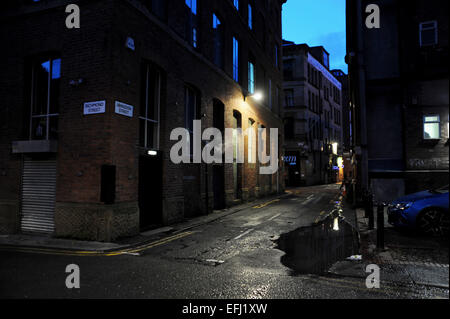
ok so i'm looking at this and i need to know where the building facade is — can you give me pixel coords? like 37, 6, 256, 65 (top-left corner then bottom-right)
282, 42, 344, 187
346, 0, 449, 202
0, 0, 286, 241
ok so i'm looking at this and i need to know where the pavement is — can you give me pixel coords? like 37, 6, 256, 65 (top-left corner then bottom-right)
328, 205, 449, 290
1, 184, 448, 299
0, 192, 291, 255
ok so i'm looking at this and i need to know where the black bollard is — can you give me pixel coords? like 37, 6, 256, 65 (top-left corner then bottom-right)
376, 203, 385, 249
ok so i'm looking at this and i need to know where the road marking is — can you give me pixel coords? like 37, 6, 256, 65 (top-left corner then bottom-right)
253, 199, 280, 209
233, 229, 254, 240
302, 195, 315, 205
0, 231, 195, 257
268, 213, 281, 221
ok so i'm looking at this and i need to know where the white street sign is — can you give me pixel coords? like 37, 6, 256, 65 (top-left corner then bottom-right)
83, 100, 106, 115
115, 101, 134, 118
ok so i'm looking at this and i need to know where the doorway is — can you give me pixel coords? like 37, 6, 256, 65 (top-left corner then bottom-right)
138, 153, 163, 231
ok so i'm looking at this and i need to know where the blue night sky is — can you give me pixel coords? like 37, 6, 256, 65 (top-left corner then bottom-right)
282, 0, 347, 73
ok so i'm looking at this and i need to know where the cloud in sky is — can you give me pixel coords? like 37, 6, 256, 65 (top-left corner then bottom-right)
282, 0, 347, 73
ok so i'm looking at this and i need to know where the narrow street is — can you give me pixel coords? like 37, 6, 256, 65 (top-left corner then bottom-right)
0, 184, 447, 299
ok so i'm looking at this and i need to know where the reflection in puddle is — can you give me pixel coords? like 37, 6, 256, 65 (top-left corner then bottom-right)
276, 213, 359, 275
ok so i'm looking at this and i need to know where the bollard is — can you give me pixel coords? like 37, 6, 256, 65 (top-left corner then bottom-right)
376, 203, 385, 249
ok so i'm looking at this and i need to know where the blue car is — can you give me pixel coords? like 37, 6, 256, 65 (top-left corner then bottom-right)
388, 185, 449, 236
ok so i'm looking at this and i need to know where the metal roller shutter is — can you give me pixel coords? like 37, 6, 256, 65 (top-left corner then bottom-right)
21, 159, 57, 234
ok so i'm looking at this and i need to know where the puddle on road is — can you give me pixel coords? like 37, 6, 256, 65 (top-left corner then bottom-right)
275, 213, 359, 275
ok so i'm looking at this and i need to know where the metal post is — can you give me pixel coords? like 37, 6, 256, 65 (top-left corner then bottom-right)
376, 203, 385, 249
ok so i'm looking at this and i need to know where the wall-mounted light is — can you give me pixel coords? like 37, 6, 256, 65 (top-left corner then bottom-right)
148, 150, 158, 156
332, 142, 339, 155
244, 91, 263, 102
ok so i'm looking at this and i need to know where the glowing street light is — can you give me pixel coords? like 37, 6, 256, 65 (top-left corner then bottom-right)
244, 91, 263, 102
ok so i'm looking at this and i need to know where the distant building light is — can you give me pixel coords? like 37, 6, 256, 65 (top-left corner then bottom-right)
148, 150, 158, 156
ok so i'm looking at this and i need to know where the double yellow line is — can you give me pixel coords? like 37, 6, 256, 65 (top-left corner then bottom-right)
0, 231, 194, 257
253, 199, 280, 209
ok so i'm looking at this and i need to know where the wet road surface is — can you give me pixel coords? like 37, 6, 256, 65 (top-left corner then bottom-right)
0, 184, 448, 299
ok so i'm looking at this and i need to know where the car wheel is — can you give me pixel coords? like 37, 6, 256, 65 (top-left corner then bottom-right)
417, 208, 449, 237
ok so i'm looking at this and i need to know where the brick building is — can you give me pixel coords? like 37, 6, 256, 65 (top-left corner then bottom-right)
346, 0, 449, 202
0, 0, 286, 241
282, 42, 344, 187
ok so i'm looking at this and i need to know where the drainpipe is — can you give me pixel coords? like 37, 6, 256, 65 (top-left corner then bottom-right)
356, 0, 369, 193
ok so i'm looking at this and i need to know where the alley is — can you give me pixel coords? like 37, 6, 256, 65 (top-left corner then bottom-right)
0, 184, 447, 299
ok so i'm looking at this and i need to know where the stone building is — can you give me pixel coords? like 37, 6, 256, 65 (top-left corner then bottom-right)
0, 0, 286, 241
347, 0, 449, 202
282, 42, 344, 187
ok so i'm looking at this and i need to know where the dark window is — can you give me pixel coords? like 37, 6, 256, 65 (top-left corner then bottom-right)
419, 21, 438, 47
143, 0, 167, 21
140, 62, 162, 149
283, 59, 294, 80
284, 89, 294, 107
30, 57, 61, 140
185, 86, 201, 154
284, 118, 295, 139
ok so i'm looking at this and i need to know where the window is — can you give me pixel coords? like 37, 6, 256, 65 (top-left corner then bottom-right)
283, 59, 294, 80
248, 3, 252, 29
248, 119, 255, 163
248, 61, 255, 94
185, 0, 197, 14
323, 52, 329, 69
234, 0, 239, 10
268, 78, 272, 109
185, 86, 200, 154
185, 0, 198, 48
212, 14, 224, 68
29, 57, 61, 140
274, 45, 278, 67
140, 63, 161, 149
423, 115, 440, 139
145, 0, 167, 20
308, 91, 311, 110
233, 37, 239, 82
307, 65, 311, 82
284, 117, 295, 139
419, 21, 438, 47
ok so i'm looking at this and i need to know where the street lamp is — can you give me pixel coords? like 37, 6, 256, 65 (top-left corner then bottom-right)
244, 91, 263, 102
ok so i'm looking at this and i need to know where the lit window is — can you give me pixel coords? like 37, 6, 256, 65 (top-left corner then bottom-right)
212, 14, 223, 68
419, 21, 438, 47
233, 37, 239, 82
424, 115, 440, 139
185, 0, 198, 47
248, 61, 255, 94
192, 28, 197, 48
234, 0, 239, 10
248, 4, 252, 29
185, 0, 197, 14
